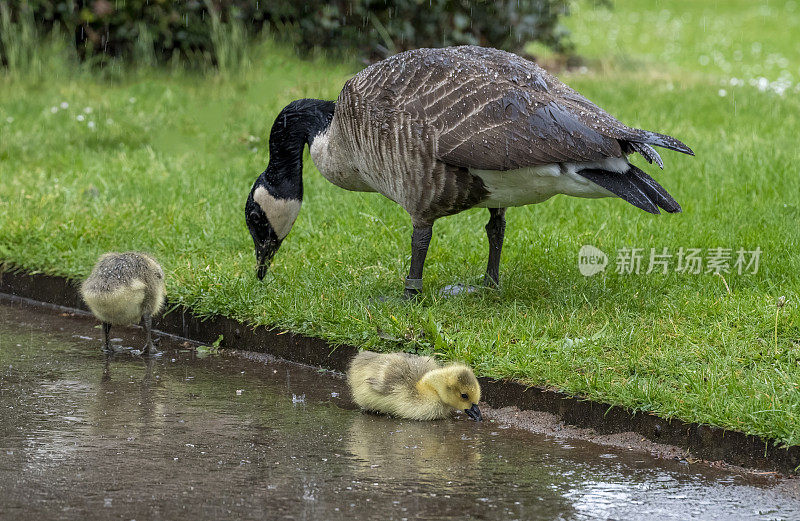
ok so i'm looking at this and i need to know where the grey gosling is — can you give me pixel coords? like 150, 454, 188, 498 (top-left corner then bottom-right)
347, 350, 482, 421
245, 46, 693, 297
81, 252, 166, 355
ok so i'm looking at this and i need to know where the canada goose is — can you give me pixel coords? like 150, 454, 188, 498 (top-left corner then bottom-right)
80, 252, 166, 355
347, 350, 482, 421
245, 46, 693, 296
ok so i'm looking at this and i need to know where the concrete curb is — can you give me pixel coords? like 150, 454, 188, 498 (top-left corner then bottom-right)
1, 268, 797, 474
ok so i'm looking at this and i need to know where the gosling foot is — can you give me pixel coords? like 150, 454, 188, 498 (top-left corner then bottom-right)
140, 342, 161, 357
103, 344, 126, 355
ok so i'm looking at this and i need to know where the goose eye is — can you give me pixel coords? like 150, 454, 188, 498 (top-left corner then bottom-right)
461, 393, 469, 399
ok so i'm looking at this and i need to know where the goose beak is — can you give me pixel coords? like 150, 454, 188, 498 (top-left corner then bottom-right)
255, 242, 279, 280
464, 404, 482, 422
256, 260, 270, 280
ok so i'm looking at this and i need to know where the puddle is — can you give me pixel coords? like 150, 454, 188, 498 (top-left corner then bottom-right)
0, 301, 798, 520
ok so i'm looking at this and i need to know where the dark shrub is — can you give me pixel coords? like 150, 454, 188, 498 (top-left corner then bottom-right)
276, 0, 574, 60
4, 0, 575, 65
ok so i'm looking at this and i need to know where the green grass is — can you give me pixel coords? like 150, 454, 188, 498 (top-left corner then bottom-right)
1, 2, 799, 445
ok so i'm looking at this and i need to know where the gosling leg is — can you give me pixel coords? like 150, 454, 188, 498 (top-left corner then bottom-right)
102, 322, 112, 353
405, 224, 433, 299
484, 208, 506, 288
142, 314, 158, 356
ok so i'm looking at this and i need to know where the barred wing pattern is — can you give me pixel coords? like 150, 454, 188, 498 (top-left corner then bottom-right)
344, 46, 693, 172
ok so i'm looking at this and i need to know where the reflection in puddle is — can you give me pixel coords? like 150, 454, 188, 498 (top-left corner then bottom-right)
347, 414, 483, 486
0, 300, 798, 520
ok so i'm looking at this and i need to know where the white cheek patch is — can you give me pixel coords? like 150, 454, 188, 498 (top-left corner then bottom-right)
253, 186, 301, 240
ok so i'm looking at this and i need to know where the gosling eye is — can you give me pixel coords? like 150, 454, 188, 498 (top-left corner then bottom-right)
461, 393, 469, 400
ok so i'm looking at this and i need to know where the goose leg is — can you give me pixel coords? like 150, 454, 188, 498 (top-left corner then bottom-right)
142, 314, 158, 356
484, 208, 506, 288
102, 322, 112, 353
405, 224, 433, 298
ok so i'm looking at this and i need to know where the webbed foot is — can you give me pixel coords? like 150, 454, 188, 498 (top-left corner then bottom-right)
403, 277, 423, 300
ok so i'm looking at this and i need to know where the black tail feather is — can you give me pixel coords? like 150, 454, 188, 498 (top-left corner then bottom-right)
626, 129, 694, 157
577, 168, 659, 214
629, 142, 664, 168
577, 165, 681, 214
627, 165, 681, 213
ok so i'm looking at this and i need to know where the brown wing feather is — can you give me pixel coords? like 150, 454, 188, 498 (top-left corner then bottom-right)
343, 46, 692, 172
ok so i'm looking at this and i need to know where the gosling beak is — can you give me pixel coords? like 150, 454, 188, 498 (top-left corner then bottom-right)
464, 403, 482, 422
255, 241, 280, 280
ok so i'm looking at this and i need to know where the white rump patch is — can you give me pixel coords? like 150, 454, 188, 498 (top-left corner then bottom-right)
472, 157, 629, 208
253, 186, 301, 240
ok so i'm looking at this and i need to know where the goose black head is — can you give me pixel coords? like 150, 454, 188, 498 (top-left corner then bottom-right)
246, 178, 301, 279
245, 99, 335, 280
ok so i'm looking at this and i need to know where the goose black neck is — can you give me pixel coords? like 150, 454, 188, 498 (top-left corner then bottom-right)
261, 98, 335, 200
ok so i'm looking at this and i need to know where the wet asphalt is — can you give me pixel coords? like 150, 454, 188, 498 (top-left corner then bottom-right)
0, 300, 798, 520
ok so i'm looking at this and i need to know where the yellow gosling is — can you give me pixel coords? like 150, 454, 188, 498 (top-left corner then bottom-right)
80, 252, 165, 355
347, 350, 482, 421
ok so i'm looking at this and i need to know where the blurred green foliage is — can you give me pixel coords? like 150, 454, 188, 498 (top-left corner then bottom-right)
2, 0, 574, 66
285, 0, 575, 59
